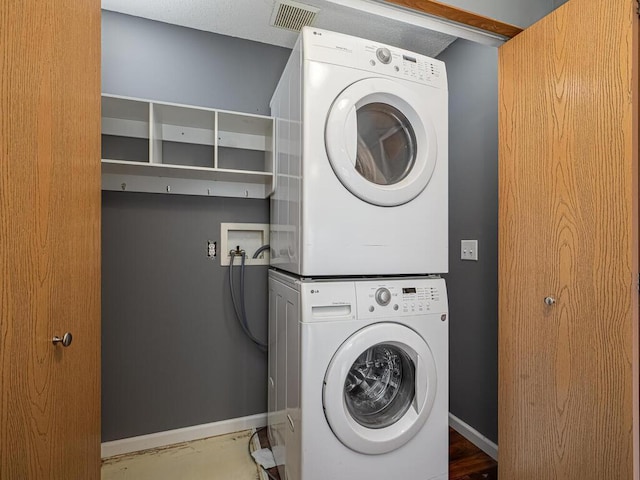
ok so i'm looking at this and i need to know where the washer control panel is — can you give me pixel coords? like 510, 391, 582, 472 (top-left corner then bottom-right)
355, 277, 447, 318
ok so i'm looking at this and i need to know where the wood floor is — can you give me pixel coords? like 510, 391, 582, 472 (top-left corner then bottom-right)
449, 428, 497, 480
258, 427, 498, 480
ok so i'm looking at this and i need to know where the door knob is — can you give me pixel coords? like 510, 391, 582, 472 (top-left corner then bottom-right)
544, 296, 556, 306
52, 332, 73, 347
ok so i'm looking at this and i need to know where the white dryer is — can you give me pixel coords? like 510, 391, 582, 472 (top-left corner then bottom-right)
270, 28, 448, 276
268, 270, 449, 480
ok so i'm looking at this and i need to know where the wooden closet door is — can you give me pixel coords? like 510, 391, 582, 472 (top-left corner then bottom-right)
498, 0, 639, 477
0, 0, 101, 478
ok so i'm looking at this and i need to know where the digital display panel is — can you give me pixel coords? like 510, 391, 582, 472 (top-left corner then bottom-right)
403, 55, 417, 63
402, 287, 416, 294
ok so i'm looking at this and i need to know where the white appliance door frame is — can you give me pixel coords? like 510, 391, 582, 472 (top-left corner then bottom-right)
323, 322, 437, 454
325, 77, 438, 207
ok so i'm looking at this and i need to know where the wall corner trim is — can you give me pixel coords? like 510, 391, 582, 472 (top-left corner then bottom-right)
101, 412, 267, 459
449, 412, 498, 460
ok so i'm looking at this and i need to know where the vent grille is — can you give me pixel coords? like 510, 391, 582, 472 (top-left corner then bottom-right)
270, 0, 319, 32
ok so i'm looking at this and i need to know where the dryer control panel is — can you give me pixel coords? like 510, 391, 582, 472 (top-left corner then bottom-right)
302, 27, 447, 90
355, 277, 448, 318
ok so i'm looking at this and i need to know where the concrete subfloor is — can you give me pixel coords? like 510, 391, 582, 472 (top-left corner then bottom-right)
101, 430, 261, 480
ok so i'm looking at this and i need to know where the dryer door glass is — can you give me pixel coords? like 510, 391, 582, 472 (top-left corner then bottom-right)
325, 77, 440, 206
355, 103, 416, 186
344, 343, 415, 429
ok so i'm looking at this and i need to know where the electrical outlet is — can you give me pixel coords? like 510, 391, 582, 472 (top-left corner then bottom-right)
461, 240, 478, 261
207, 241, 217, 258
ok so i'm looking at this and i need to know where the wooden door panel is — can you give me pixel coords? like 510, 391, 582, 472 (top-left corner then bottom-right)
0, 0, 101, 478
498, 0, 638, 477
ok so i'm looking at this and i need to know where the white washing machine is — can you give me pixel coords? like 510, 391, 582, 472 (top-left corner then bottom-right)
268, 270, 448, 480
270, 28, 448, 276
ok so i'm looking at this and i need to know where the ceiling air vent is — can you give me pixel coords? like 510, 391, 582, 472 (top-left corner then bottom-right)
270, 0, 319, 32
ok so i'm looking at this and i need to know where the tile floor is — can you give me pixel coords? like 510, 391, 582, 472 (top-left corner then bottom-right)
101, 430, 261, 480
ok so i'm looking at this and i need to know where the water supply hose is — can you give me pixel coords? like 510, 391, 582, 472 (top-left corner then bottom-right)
252, 244, 270, 259
229, 249, 267, 352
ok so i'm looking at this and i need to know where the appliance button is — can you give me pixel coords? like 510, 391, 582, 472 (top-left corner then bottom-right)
376, 47, 392, 64
393, 304, 399, 311
369, 305, 375, 312
375, 288, 392, 306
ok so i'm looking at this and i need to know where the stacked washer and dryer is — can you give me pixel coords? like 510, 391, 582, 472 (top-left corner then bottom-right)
268, 28, 449, 480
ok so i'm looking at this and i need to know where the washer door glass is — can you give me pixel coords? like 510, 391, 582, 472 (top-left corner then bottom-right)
345, 343, 415, 429
323, 323, 438, 455
354, 103, 416, 186
325, 77, 438, 207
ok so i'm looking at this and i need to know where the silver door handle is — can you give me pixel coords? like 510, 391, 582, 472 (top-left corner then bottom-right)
52, 332, 73, 347
544, 296, 556, 306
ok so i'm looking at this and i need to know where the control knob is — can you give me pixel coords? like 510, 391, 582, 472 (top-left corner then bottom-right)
376, 47, 392, 64
375, 287, 392, 306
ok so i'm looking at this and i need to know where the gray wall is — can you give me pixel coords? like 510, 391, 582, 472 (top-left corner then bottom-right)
101, 11, 290, 441
438, 39, 499, 442
102, 10, 289, 115
102, 194, 269, 440
441, 0, 567, 27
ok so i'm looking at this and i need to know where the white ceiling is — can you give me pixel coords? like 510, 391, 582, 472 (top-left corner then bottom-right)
101, 0, 462, 57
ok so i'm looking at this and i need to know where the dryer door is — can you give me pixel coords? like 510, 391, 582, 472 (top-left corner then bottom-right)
325, 77, 438, 207
323, 322, 437, 454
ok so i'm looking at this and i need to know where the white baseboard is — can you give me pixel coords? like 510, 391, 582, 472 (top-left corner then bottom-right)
101, 412, 267, 459
449, 413, 498, 461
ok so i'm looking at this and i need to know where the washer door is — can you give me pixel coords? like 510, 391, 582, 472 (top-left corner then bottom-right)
325, 77, 438, 207
323, 323, 437, 454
